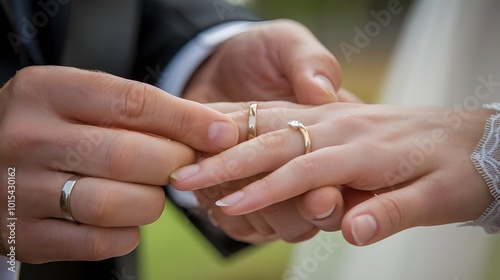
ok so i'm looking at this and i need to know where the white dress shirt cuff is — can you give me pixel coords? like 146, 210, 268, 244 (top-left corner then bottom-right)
157, 21, 256, 97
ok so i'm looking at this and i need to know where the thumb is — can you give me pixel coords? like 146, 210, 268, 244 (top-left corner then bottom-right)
341, 184, 440, 246
285, 48, 341, 105
266, 19, 342, 105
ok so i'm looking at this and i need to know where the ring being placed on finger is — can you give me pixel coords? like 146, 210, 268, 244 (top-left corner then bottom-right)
288, 120, 312, 154
60, 175, 82, 223
248, 103, 258, 140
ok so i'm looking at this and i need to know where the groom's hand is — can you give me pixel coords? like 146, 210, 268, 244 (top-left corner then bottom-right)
183, 19, 341, 105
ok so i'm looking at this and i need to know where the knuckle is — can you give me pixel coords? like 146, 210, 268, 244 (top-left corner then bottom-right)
257, 132, 286, 152
1, 122, 35, 155
291, 155, 320, 181
104, 133, 135, 179
86, 188, 110, 225
167, 101, 198, 140
115, 80, 148, 122
2, 67, 42, 112
11, 66, 40, 93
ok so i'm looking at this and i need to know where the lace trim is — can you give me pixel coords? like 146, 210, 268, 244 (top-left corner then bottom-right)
463, 103, 500, 233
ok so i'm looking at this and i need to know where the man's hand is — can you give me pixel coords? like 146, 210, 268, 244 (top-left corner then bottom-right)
183, 19, 341, 105
0, 66, 239, 263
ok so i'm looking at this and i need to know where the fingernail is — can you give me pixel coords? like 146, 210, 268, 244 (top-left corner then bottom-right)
215, 191, 245, 207
208, 121, 237, 149
351, 214, 377, 245
314, 75, 337, 101
170, 164, 200, 181
314, 205, 336, 220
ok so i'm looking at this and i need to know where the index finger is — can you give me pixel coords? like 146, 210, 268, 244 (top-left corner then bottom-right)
16, 66, 237, 152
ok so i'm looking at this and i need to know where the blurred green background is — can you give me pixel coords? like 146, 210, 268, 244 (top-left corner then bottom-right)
140, 1, 412, 279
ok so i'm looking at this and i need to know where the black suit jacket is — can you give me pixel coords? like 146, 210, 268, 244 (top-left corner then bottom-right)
1, 0, 257, 83
1, 1, 257, 279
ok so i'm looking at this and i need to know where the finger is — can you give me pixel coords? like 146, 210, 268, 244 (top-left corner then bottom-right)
25, 174, 165, 227
294, 186, 344, 232
275, 22, 341, 105
194, 189, 267, 244
206, 101, 312, 144
35, 121, 196, 185
17, 219, 139, 263
244, 212, 277, 237
341, 181, 442, 246
171, 111, 339, 191
215, 145, 379, 215
259, 199, 319, 243
227, 105, 317, 144
17, 66, 238, 152
194, 177, 278, 242
336, 88, 364, 103
205, 101, 311, 115
171, 122, 346, 191
171, 128, 306, 191
213, 207, 278, 244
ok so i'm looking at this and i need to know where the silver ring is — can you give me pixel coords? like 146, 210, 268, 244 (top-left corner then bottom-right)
60, 175, 82, 222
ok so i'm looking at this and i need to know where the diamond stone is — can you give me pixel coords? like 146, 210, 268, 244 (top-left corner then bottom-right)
288, 120, 300, 128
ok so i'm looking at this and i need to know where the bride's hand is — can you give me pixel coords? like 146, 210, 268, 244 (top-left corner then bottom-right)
171, 102, 493, 246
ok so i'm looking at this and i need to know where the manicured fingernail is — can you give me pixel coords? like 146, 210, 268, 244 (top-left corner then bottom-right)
314, 205, 336, 220
351, 214, 377, 245
314, 75, 337, 101
215, 191, 245, 207
170, 164, 200, 181
208, 121, 237, 149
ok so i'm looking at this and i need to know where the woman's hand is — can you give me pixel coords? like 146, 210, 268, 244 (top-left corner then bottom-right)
0, 66, 239, 263
171, 101, 494, 246
190, 102, 329, 244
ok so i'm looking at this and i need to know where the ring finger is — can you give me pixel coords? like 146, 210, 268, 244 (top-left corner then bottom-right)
22, 172, 166, 227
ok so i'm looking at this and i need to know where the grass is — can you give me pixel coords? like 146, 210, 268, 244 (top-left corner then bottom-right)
140, 202, 292, 280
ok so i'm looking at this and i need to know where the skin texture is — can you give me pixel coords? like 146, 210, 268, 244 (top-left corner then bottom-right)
171, 101, 494, 246
0, 66, 240, 263
182, 19, 351, 244
0, 19, 345, 262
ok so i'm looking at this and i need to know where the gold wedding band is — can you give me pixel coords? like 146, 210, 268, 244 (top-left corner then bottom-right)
288, 120, 312, 154
248, 103, 258, 140
60, 175, 82, 222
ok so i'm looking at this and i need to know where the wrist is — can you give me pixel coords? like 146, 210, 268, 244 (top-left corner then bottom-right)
464, 105, 500, 232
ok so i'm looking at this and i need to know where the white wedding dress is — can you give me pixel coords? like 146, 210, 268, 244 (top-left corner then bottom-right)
288, 1, 500, 279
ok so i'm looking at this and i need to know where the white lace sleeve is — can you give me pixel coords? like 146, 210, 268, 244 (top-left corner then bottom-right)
464, 103, 500, 233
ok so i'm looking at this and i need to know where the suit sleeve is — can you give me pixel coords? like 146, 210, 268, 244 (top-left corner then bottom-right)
132, 0, 259, 82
